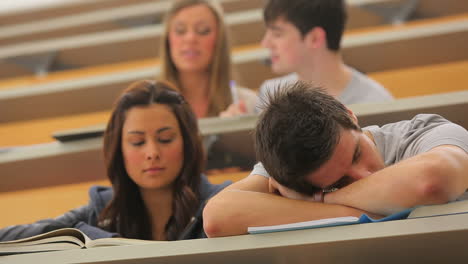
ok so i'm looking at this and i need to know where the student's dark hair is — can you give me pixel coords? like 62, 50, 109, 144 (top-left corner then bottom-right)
255, 81, 359, 195
263, 0, 347, 51
99, 80, 204, 240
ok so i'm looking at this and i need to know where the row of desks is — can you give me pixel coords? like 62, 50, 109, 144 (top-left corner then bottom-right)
1, 2, 467, 79
2, 212, 468, 263
1, 12, 468, 123
1, 90, 467, 193
0, 0, 263, 32
1, 11, 467, 125
1, 60, 467, 147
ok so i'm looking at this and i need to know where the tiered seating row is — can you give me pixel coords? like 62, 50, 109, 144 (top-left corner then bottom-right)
1, 13, 467, 124
1, 91, 467, 194
2, 0, 467, 79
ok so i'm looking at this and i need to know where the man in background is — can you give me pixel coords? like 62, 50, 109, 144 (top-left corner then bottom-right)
257, 0, 393, 107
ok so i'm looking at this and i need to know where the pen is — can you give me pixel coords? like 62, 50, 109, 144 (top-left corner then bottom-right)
177, 216, 197, 240
229, 80, 239, 105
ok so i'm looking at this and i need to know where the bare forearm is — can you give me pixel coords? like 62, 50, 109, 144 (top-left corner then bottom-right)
326, 146, 468, 215
203, 189, 364, 237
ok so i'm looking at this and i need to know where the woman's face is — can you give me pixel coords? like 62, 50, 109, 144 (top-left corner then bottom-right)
121, 104, 184, 192
168, 4, 218, 73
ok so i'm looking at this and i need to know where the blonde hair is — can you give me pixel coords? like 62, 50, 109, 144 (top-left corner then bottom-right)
159, 0, 233, 116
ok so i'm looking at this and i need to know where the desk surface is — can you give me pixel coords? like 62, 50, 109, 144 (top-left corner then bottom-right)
2, 12, 467, 90
2, 213, 468, 264
2, 59, 468, 148
1, 14, 468, 122
1, 91, 467, 193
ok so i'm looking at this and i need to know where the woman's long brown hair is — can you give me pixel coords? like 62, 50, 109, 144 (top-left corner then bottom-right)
99, 80, 204, 240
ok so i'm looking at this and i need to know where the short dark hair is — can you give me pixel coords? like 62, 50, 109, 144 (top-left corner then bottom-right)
264, 0, 347, 51
255, 81, 359, 195
101, 80, 204, 240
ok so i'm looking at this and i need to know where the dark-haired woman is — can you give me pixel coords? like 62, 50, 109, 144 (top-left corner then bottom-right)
0, 80, 229, 241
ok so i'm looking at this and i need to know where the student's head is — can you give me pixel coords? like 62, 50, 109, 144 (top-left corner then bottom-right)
255, 81, 384, 195
261, 0, 347, 74
101, 80, 204, 240
160, 0, 233, 116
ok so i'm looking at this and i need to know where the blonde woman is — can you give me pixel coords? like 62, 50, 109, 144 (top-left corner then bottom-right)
159, 0, 257, 118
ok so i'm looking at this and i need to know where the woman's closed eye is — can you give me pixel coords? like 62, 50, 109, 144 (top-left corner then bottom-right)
173, 25, 187, 35
130, 140, 145, 147
158, 137, 174, 144
196, 26, 212, 35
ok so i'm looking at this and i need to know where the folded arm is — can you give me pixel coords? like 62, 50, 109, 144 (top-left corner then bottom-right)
203, 174, 369, 237
325, 145, 468, 215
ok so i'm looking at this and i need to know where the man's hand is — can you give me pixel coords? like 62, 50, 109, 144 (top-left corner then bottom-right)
268, 177, 321, 202
323, 145, 468, 215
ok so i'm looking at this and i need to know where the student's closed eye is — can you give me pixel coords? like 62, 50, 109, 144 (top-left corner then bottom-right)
173, 25, 187, 35
196, 26, 212, 35
158, 137, 174, 144
130, 140, 145, 147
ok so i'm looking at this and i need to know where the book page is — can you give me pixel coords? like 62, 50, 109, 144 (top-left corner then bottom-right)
87, 237, 166, 248
0, 228, 86, 247
0, 236, 83, 248
0, 242, 81, 255
248, 216, 359, 234
0, 227, 168, 255
0, 228, 88, 255
408, 200, 468, 219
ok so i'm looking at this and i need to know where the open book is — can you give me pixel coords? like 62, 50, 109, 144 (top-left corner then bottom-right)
248, 199, 468, 234
0, 228, 162, 255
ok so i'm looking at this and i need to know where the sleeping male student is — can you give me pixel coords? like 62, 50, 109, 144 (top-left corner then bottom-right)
0, 80, 229, 242
203, 80, 468, 237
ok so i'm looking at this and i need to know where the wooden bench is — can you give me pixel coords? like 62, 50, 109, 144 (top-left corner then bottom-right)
0, 0, 154, 27
1, 59, 467, 148
1, 91, 467, 194
368, 60, 468, 98
3, 0, 467, 49
1, 13, 468, 123
0, 6, 265, 80
0, 171, 248, 228
2, 5, 467, 80
0, 110, 110, 147
0, 0, 266, 46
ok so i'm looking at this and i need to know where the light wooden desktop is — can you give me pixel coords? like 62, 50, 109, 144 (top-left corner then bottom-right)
1, 59, 467, 148
1, 91, 467, 193
2, 13, 468, 123
2, 213, 468, 264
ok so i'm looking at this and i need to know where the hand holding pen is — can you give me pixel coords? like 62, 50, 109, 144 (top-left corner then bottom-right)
219, 81, 247, 117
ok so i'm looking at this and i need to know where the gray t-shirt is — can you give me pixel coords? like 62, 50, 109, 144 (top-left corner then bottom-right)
251, 114, 468, 178
256, 66, 393, 112
365, 114, 468, 166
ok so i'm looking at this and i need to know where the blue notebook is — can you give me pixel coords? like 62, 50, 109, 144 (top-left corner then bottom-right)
248, 200, 468, 234
248, 209, 411, 234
